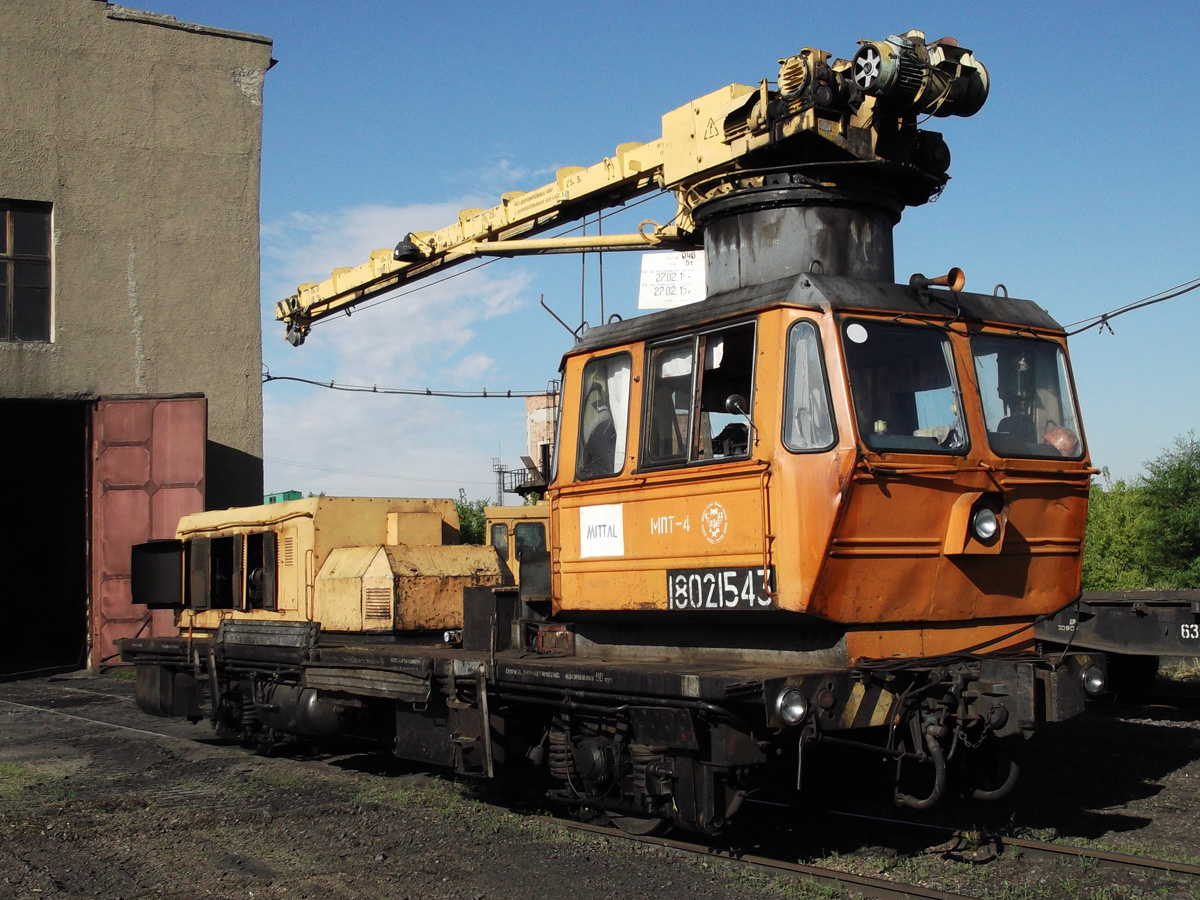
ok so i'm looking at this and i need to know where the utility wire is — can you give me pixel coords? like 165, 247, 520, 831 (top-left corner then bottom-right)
1065, 275, 1200, 336
273, 271, 1200, 399
262, 371, 549, 399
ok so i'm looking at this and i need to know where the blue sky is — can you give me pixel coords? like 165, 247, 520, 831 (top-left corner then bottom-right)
148, 1, 1200, 500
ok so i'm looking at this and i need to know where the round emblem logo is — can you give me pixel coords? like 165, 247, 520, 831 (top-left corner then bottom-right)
701, 501, 728, 544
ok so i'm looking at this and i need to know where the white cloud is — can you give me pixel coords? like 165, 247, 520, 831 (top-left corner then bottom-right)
262, 202, 472, 294
473, 159, 557, 194
260, 202, 536, 502
315, 266, 526, 385
448, 353, 495, 383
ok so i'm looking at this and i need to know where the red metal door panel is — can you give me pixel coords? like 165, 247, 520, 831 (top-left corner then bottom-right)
91, 396, 206, 670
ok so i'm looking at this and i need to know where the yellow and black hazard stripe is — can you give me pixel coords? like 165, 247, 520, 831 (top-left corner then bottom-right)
839, 679, 897, 729
776, 672, 901, 732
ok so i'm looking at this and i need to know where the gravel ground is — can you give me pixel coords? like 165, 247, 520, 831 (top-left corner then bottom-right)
1, 668, 1199, 900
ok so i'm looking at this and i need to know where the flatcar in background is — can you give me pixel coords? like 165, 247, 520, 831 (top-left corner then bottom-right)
1039, 591, 1200, 692
121, 31, 1106, 834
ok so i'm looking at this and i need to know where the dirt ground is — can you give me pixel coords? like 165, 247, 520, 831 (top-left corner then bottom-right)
2, 668, 1200, 900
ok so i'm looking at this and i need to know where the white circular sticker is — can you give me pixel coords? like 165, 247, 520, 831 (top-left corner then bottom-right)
701, 501, 728, 544
846, 323, 868, 344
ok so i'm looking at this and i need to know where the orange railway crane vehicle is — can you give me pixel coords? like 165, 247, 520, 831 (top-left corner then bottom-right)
121, 31, 1104, 834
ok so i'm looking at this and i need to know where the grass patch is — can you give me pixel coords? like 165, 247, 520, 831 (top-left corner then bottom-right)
355, 774, 516, 833
1160, 657, 1200, 682
756, 874, 844, 899
0, 761, 36, 800
102, 667, 138, 682
245, 766, 315, 792
995, 882, 1055, 900
0, 759, 78, 805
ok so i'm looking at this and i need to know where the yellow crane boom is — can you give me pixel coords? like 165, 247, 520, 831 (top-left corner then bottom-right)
276, 30, 988, 346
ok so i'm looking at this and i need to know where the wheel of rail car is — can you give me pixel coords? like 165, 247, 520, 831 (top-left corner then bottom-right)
606, 814, 672, 836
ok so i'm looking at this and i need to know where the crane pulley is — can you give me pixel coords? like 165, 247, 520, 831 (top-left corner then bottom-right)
276, 30, 988, 346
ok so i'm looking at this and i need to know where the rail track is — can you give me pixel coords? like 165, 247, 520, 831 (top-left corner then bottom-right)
1102, 692, 1200, 720
545, 817, 980, 900
7, 674, 1200, 899
540, 809, 1200, 900
829, 810, 1200, 883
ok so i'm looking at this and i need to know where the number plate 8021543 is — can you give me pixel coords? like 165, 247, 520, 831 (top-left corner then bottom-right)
666, 567, 775, 610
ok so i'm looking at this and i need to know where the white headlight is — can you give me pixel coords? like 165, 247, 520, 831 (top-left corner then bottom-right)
776, 688, 809, 726
1081, 664, 1106, 697
971, 507, 999, 542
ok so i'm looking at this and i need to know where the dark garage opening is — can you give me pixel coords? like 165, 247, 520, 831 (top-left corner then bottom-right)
0, 399, 89, 676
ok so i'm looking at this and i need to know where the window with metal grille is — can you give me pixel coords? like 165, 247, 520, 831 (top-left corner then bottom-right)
1, 201, 52, 342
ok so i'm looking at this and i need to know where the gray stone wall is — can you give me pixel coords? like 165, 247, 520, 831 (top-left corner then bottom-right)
0, 0, 271, 506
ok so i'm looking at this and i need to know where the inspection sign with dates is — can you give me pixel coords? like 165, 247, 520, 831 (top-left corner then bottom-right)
637, 250, 706, 309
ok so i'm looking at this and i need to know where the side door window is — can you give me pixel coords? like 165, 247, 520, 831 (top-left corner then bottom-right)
576, 353, 632, 479
644, 340, 694, 465
642, 322, 756, 467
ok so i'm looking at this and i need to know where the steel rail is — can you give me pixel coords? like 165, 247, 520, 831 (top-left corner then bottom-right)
829, 810, 1200, 881
19, 681, 1200, 888
539, 816, 980, 900
993, 834, 1200, 879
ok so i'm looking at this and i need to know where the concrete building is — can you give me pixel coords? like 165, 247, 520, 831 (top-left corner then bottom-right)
0, 1, 272, 673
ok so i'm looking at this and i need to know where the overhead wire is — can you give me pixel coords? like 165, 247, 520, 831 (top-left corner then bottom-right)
261, 370, 550, 399
1065, 275, 1200, 336
270, 269, 1200, 400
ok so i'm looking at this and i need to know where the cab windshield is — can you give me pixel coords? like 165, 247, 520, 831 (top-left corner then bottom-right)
971, 334, 1083, 459
843, 320, 966, 454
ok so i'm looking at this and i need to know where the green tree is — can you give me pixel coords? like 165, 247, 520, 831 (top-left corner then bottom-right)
1082, 434, 1200, 591
1136, 432, 1200, 588
1081, 471, 1148, 590
454, 488, 488, 545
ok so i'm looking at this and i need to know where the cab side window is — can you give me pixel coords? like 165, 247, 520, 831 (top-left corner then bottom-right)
490, 523, 510, 563
576, 353, 631, 479
515, 522, 546, 557
642, 322, 755, 468
783, 320, 836, 451
644, 341, 693, 465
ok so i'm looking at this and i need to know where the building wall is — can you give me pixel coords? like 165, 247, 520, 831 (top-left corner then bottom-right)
526, 392, 558, 479
0, 0, 271, 506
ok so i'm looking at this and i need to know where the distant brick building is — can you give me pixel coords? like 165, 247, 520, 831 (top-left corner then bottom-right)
526, 392, 558, 479
0, 0, 272, 672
